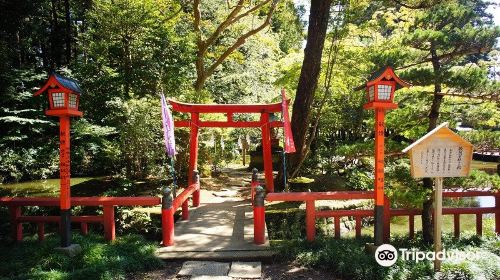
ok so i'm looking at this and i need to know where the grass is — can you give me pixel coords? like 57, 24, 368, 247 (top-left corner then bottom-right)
0, 233, 164, 280
272, 234, 500, 280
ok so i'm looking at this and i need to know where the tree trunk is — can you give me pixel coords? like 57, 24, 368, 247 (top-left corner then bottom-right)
64, 0, 71, 64
50, 0, 62, 68
289, 0, 332, 175
422, 46, 444, 244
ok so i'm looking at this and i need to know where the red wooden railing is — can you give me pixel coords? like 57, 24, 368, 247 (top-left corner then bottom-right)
0, 196, 161, 241
161, 170, 201, 246
255, 190, 500, 243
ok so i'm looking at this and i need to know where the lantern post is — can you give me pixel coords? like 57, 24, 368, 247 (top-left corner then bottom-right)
34, 73, 83, 249
362, 66, 410, 245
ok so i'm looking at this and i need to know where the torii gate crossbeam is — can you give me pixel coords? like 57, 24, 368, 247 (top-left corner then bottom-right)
169, 99, 288, 205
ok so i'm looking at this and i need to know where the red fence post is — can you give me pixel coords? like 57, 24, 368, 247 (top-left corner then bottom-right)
496, 195, 500, 235
334, 217, 340, 239
409, 215, 414, 239
306, 200, 315, 242
253, 186, 266, 245
37, 222, 45, 241
454, 214, 460, 239
476, 214, 482, 236
383, 195, 390, 243
162, 187, 175, 246
355, 216, 361, 238
81, 223, 88, 235
103, 205, 115, 241
9, 206, 22, 241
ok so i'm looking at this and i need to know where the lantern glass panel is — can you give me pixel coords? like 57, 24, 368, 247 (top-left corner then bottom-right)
377, 85, 392, 101
52, 92, 65, 108
69, 93, 78, 108
368, 86, 375, 102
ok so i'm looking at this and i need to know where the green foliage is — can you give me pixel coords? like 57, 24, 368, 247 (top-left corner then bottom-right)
0, 233, 164, 280
118, 98, 165, 179
274, 234, 500, 280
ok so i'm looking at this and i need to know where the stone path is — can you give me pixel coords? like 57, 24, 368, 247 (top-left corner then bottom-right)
178, 261, 261, 279
156, 168, 273, 261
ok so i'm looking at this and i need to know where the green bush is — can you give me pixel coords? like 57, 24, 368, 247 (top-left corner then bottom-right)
273, 234, 500, 280
0, 233, 164, 280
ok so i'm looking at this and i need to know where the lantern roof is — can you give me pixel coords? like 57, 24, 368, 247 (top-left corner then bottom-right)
34, 72, 82, 96
367, 66, 411, 90
355, 66, 411, 91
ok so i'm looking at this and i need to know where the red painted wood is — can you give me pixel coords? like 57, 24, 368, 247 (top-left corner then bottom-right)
37, 222, 44, 241
174, 120, 283, 128
0, 197, 161, 207
306, 200, 315, 242
443, 191, 500, 198
374, 109, 385, 207
59, 116, 71, 211
355, 216, 361, 238
266, 191, 374, 202
173, 184, 198, 211
169, 99, 286, 113
454, 214, 460, 238
334, 217, 340, 239
476, 214, 482, 236
261, 113, 274, 192
103, 205, 115, 241
182, 200, 189, 220
189, 113, 200, 207
443, 207, 496, 215
9, 206, 22, 241
16, 215, 103, 223
253, 205, 266, 245
409, 215, 414, 239
81, 223, 88, 235
162, 208, 174, 246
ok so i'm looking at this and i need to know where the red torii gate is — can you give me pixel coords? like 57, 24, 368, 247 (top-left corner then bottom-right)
169, 99, 287, 198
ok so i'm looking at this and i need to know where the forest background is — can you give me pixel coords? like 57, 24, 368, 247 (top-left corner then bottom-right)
0, 0, 499, 244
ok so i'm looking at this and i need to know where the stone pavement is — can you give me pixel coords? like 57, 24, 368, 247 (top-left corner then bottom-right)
178, 261, 261, 279
156, 168, 273, 261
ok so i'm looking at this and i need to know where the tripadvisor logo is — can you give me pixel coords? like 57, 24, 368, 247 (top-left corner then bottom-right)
374, 244, 398, 267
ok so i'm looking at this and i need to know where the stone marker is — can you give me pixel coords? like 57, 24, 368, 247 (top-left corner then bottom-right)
54, 244, 82, 257
228, 262, 261, 279
178, 261, 230, 276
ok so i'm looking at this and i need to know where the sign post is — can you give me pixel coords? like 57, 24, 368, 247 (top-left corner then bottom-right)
403, 122, 473, 271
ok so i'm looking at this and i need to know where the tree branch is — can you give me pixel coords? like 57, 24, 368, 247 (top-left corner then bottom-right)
204, 0, 278, 78
202, 0, 246, 52
396, 46, 493, 71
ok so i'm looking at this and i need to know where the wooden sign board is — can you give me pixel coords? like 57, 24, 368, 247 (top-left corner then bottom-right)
402, 122, 473, 178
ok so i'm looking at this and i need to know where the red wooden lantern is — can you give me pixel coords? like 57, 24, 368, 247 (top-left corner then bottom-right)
363, 66, 410, 110
362, 66, 410, 246
34, 73, 83, 117
34, 72, 83, 248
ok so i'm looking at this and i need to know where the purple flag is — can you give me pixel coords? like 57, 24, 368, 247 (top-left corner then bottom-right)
161, 94, 176, 157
